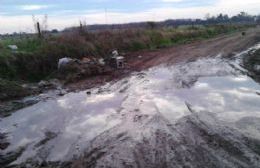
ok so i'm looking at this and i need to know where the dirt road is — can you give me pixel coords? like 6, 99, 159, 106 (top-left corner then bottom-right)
68, 28, 260, 91
127, 27, 260, 70
1, 28, 260, 168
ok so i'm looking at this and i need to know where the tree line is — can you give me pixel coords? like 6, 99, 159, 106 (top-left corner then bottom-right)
205, 12, 260, 24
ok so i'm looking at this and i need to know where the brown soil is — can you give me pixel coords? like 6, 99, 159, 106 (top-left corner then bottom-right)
67, 28, 260, 91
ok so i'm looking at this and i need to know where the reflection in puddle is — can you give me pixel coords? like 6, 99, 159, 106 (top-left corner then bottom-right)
1, 44, 260, 167
176, 76, 260, 123
0, 91, 124, 164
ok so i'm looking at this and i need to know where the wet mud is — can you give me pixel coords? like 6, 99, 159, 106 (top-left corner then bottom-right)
1, 44, 260, 168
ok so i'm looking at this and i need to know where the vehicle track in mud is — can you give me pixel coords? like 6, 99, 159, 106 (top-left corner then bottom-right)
72, 111, 260, 168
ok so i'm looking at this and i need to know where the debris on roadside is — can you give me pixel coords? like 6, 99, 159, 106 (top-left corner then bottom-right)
98, 58, 105, 65
8, 45, 18, 51
57, 89, 67, 96
38, 79, 61, 90
57, 56, 107, 81
112, 50, 119, 57
57, 50, 127, 82
58, 57, 76, 71
109, 50, 125, 69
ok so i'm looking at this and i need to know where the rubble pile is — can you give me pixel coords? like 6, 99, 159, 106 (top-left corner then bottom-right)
57, 50, 125, 81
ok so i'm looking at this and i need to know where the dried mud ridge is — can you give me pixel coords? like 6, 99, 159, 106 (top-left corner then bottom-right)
72, 111, 260, 168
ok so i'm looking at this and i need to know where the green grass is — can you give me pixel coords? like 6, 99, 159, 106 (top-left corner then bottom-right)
0, 37, 42, 54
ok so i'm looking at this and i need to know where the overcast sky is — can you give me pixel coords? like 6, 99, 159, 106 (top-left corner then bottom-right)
0, 0, 260, 33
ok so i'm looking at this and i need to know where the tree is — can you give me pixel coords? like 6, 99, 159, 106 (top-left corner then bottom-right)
147, 21, 157, 29
51, 29, 59, 33
256, 15, 260, 24
231, 12, 254, 23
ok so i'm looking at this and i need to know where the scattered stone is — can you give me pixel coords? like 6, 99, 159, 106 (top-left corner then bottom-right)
38, 80, 51, 88
86, 91, 91, 95
81, 57, 92, 64
38, 79, 61, 90
57, 89, 67, 96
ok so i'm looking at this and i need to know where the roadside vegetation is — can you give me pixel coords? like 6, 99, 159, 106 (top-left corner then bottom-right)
0, 24, 251, 82
0, 78, 29, 101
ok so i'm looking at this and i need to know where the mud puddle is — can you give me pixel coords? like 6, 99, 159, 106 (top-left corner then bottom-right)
1, 44, 260, 168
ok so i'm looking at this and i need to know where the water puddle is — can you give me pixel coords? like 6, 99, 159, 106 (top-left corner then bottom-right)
1, 44, 260, 167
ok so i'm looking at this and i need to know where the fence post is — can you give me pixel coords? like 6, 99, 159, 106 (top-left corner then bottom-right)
37, 22, 42, 38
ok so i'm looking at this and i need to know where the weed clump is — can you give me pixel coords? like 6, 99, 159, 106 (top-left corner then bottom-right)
0, 78, 29, 101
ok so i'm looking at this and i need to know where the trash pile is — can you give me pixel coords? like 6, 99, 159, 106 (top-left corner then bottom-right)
58, 57, 106, 81
57, 50, 125, 81
7, 45, 18, 51
108, 50, 125, 69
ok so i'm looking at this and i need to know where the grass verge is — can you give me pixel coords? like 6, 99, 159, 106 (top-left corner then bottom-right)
0, 24, 253, 82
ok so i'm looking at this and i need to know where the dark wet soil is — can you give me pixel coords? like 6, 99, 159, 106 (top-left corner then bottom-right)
243, 48, 260, 83
0, 133, 10, 150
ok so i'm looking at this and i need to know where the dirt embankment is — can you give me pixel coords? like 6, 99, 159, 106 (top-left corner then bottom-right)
67, 28, 260, 90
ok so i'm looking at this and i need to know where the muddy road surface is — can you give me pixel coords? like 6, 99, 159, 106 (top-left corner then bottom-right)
68, 28, 260, 90
127, 28, 260, 70
1, 31, 260, 168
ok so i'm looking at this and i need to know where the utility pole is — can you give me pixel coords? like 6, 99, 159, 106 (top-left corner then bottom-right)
79, 21, 83, 33
105, 8, 108, 24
